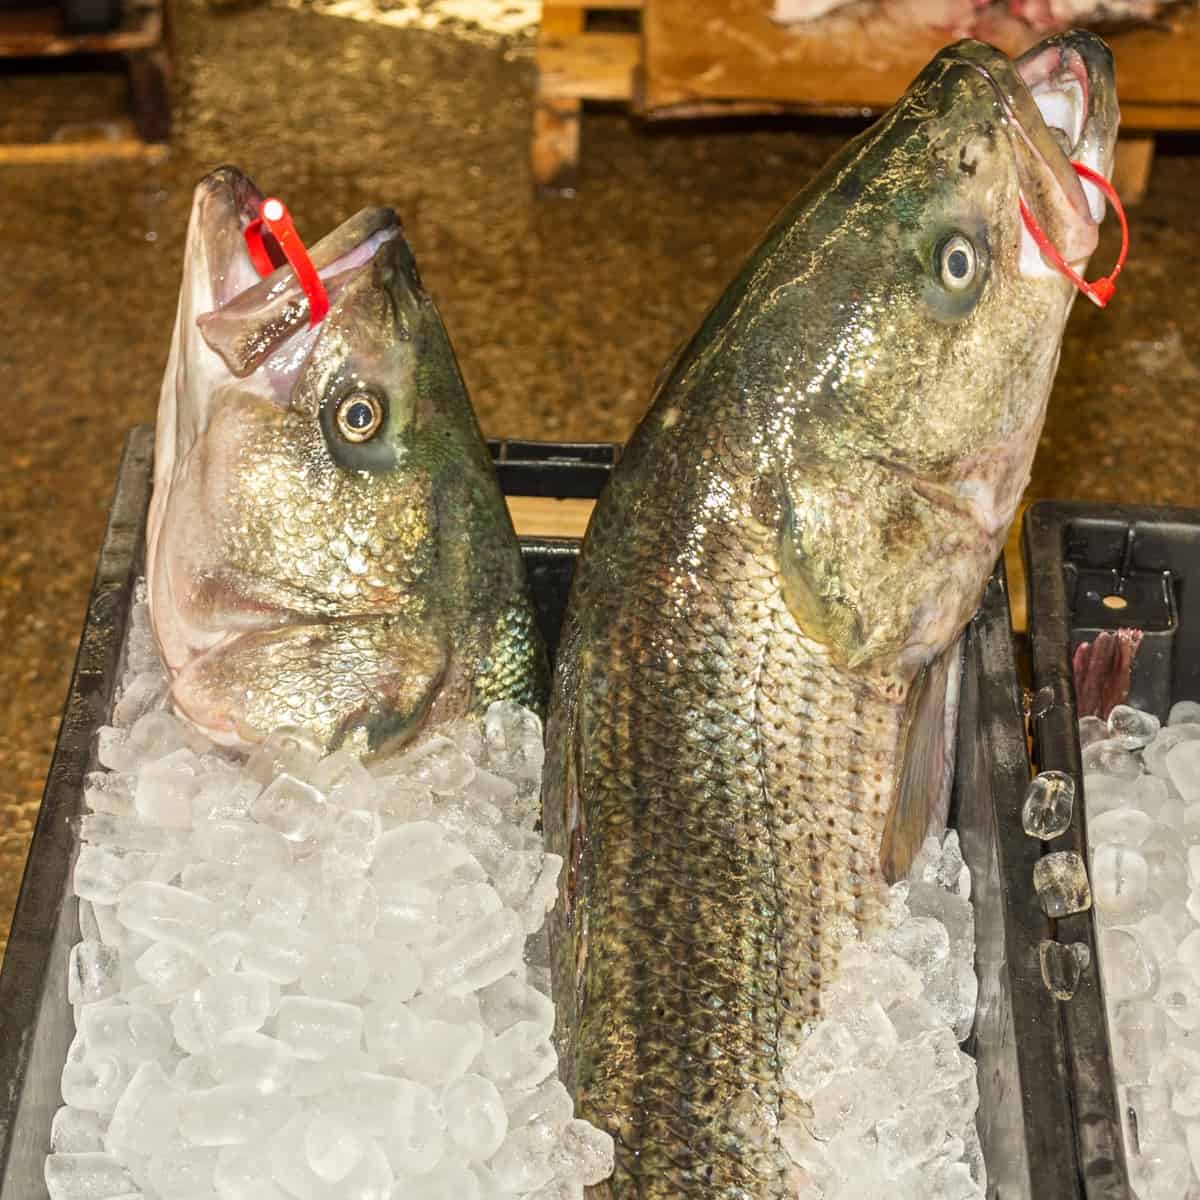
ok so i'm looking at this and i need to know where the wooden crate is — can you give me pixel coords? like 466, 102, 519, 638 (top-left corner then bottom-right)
0, 0, 171, 164
532, 0, 1200, 199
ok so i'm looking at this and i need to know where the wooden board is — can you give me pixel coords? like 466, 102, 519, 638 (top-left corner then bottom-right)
0, 1, 161, 56
641, 0, 1200, 131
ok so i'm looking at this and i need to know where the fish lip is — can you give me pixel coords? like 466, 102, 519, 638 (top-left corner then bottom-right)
949, 33, 1118, 270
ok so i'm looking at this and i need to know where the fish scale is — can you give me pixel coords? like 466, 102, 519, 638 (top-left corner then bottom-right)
549, 476, 909, 1197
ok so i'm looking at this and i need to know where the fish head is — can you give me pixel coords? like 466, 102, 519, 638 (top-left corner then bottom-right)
147, 167, 539, 754
730, 33, 1118, 676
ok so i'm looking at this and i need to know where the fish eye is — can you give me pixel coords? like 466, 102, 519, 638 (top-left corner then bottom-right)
938, 235, 977, 291
335, 391, 384, 443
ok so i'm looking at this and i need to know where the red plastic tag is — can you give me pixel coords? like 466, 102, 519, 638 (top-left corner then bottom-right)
243, 197, 330, 326
1018, 161, 1129, 309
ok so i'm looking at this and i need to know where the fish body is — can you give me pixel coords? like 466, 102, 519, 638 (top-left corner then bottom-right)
147, 168, 546, 755
544, 34, 1118, 1198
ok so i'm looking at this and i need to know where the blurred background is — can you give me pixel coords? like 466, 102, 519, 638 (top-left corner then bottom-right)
1, 0, 1198, 952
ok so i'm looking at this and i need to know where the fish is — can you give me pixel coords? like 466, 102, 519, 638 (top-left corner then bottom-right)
146, 167, 547, 755
543, 32, 1118, 1198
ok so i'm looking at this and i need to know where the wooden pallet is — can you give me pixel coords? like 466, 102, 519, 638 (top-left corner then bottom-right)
0, 0, 171, 163
533, 0, 642, 192
532, 0, 1200, 200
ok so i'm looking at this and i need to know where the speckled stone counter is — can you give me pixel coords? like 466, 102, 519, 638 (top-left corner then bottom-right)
2, 0, 1198, 957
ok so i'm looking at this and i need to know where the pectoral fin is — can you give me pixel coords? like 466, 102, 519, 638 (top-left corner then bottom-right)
879, 634, 963, 883
778, 504, 862, 660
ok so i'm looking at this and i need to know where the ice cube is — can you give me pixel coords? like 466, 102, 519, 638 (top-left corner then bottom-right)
393, 733, 479, 796
242, 868, 309, 926
308, 875, 379, 941
517, 854, 564, 934
146, 1146, 219, 1198
439, 882, 503, 932
68, 940, 121, 1006
1040, 939, 1091, 1001
373, 822, 462, 885
1033, 851, 1093, 919
875, 1099, 947, 1176
182, 971, 272, 1050
1157, 964, 1200, 1031
888, 917, 950, 978
1082, 739, 1143, 781
1145, 724, 1200, 780
1022, 771, 1075, 840
1083, 772, 1133, 818
97, 727, 138, 773
553, 1119, 615, 1187
1098, 928, 1157, 1002
442, 1074, 508, 1162
406, 1164, 484, 1200
192, 819, 290, 871
251, 773, 328, 842
1111, 999, 1167, 1081
1109, 705, 1161, 750
78, 1002, 172, 1064
373, 879, 438, 944
1090, 844, 1149, 921
214, 1143, 292, 1200
1079, 715, 1110, 748
134, 754, 200, 828
363, 998, 420, 1063
179, 1085, 298, 1146
1167, 741, 1200, 804
481, 1021, 558, 1092
301, 942, 369, 1000
489, 1117, 559, 1194
44, 1152, 136, 1200
117, 880, 218, 948
363, 940, 422, 1001
420, 909, 524, 996
104, 1062, 179, 1157
241, 916, 314, 984
296, 1111, 367, 1182
192, 771, 260, 824
407, 1017, 485, 1088
180, 862, 250, 919
479, 975, 556, 1037
485, 701, 544, 783
246, 726, 324, 785
1154, 1047, 1200, 1118
370, 1078, 445, 1175
203, 927, 253, 975
1171, 701, 1200, 727
1088, 807, 1155, 848
310, 750, 377, 809
83, 771, 136, 818
129, 709, 208, 759
112, 671, 167, 730
1129, 1142, 1192, 1200
60, 1031, 131, 1115
274, 996, 364, 1061
73, 846, 136, 906
324, 808, 381, 875
187, 1032, 288, 1100
50, 1107, 106, 1154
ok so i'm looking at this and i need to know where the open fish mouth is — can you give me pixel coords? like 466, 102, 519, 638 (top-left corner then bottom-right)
952, 32, 1118, 275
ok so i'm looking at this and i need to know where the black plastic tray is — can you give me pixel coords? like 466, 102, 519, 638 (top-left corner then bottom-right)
0, 427, 1074, 1199
1020, 500, 1200, 1200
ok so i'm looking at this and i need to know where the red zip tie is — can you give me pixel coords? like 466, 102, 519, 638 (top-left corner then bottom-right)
1018, 161, 1128, 309
243, 197, 330, 326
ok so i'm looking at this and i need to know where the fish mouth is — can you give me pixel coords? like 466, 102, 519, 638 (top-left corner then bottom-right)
951, 33, 1118, 275
190, 166, 403, 378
